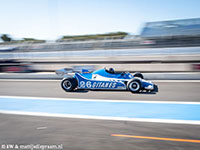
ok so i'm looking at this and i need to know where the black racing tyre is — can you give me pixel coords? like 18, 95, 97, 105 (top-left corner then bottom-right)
61, 78, 78, 92
133, 72, 144, 79
128, 79, 141, 93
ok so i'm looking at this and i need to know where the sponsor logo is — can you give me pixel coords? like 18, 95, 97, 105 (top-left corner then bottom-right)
79, 81, 117, 89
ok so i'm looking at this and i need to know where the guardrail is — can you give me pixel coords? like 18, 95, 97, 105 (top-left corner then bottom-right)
0, 47, 199, 73
1, 55, 200, 73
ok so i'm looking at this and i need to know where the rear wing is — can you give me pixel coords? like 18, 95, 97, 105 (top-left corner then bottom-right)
55, 68, 73, 77
55, 68, 90, 77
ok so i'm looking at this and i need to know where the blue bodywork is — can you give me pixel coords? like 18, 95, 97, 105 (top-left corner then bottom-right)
72, 68, 157, 92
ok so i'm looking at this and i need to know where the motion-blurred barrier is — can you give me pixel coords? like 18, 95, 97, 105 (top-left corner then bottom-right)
0, 55, 199, 73
25, 54, 200, 73
0, 46, 199, 73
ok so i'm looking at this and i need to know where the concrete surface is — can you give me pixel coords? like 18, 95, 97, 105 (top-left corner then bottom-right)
0, 113, 200, 150
0, 79, 200, 150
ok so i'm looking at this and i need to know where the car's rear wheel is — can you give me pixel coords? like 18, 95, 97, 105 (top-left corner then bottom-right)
61, 78, 77, 92
128, 79, 141, 93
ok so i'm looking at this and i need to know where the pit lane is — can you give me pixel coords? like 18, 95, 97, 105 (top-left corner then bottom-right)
0, 79, 200, 101
0, 79, 200, 150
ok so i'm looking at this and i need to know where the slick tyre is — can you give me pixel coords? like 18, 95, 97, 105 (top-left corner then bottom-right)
128, 79, 141, 93
61, 78, 78, 92
133, 72, 144, 79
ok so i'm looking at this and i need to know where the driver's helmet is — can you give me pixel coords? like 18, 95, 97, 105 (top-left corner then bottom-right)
108, 68, 115, 73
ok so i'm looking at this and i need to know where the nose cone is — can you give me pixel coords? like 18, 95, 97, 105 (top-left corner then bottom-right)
153, 84, 159, 92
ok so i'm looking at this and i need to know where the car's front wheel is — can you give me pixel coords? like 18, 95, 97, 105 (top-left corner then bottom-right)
133, 72, 144, 79
61, 78, 77, 92
128, 79, 141, 93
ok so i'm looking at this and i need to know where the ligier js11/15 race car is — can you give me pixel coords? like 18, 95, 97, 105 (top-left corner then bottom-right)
55, 68, 158, 93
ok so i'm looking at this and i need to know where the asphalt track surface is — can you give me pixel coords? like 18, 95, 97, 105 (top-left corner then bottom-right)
0, 79, 200, 150
0, 80, 200, 101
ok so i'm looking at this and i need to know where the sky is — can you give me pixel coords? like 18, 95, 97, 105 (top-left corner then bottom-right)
0, 0, 200, 40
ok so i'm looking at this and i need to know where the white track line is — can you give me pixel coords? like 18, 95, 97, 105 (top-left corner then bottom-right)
0, 110, 200, 125
0, 95, 200, 105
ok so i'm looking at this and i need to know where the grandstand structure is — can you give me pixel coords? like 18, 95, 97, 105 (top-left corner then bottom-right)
1, 18, 200, 52
140, 18, 200, 47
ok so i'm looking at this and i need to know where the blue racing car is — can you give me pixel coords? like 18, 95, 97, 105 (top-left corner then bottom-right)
55, 68, 158, 93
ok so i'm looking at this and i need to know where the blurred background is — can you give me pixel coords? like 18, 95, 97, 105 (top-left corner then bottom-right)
0, 0, 200, 78
1, 1, 200, 150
